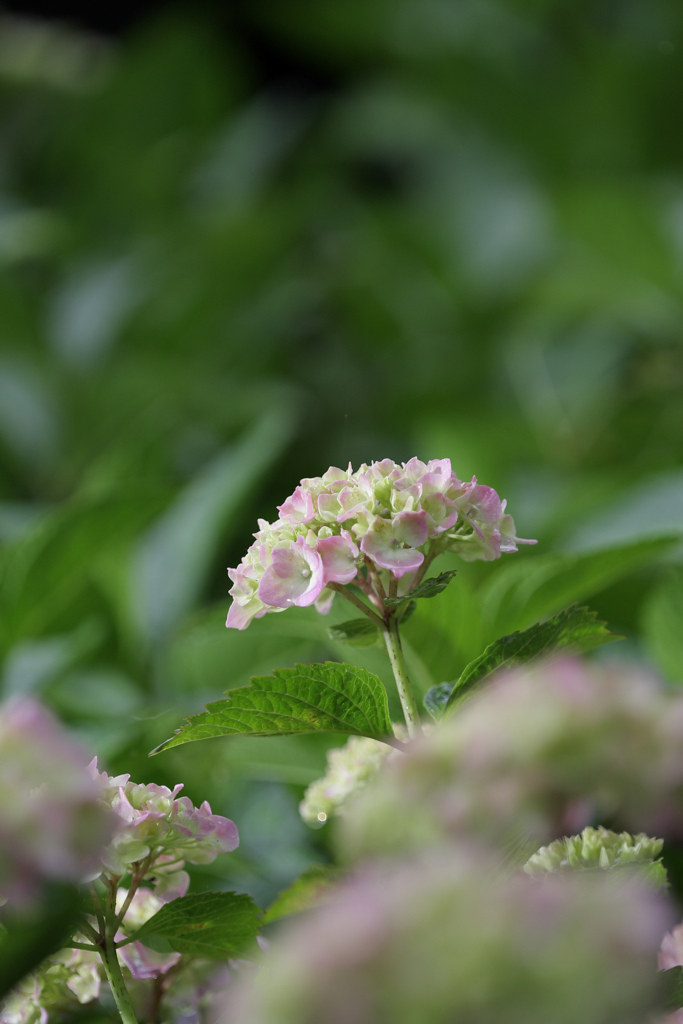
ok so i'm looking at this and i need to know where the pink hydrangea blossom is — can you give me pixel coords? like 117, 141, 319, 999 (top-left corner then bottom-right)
89, 759, 239, 880
226, 459, 535, 629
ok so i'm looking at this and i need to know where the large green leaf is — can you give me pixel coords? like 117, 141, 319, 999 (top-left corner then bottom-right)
151, 662, 396, 753
438, 605, 620, 712
132, 891, 261, 959
262, 865, 342, 924
479, 537, 676, 637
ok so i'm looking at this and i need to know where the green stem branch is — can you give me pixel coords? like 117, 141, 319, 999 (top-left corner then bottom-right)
382, 617, 422, 738
99, 880, 139, 1024
329, 583, 385, 629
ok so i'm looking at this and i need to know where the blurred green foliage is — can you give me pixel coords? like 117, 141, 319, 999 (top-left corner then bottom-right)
0, 0, 682, 905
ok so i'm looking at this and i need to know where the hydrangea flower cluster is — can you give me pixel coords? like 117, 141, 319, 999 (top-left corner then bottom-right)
226, 458, 535, 629
338, 658, 683, 863
1, 762, 241, 1024
0, 948, 101, 1024
299, 735, 396, 827
89, 758, 239, 885
524, 826, 666, 886
224, 851, 671, 1024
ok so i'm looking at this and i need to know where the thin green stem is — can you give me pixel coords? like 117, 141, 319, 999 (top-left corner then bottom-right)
89, 881, 107, 934
99, 880, 139, 1024
329, 583, 385, 629
114, 853, 155, 930
66, 941, 100, 953
382, 617, 422, 738
78, 915, 102, 946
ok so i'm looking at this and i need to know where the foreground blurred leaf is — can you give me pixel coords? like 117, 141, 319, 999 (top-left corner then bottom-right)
0, 883, 80, 998
133, 408, 294, 644
151, 663, 395, 753
133, 891, 261, 959
263, 865, 342, 924
429, 605, 620, 715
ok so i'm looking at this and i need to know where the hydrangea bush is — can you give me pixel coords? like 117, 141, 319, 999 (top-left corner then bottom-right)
4, 457, 683, 1024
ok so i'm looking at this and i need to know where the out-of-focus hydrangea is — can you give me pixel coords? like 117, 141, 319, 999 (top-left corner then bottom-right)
339, 658, 683, 862
226, 458, 535, 629
161, 961, 234, 1024
659, 923, 683, 1023
0, 946, 101, 1024
659, 921, 683, 970
89, 758, 239, 881
222, 851, 672, 1024
299, 735, 397, 827
115, 886, 182, 980
0, 697, 111, 907
524, 826, 667, 887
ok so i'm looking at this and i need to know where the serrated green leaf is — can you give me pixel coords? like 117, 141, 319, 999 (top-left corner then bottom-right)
132, 892, 261, 959
384, 570, 458, 610
327, 618, 380, 648
262, 865, 342, 924
445, 605, 621, 711
151, 662, 395, 754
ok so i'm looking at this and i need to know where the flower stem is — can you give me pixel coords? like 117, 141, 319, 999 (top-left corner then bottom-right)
382, 617, 422, 738
329, 583, 385, 629
99, 880, 139, 1024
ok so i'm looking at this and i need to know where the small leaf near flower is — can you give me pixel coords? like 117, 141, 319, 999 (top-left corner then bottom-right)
328, 618, 381, 648
151, 663, 397, 753
384, 570, 458, 610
